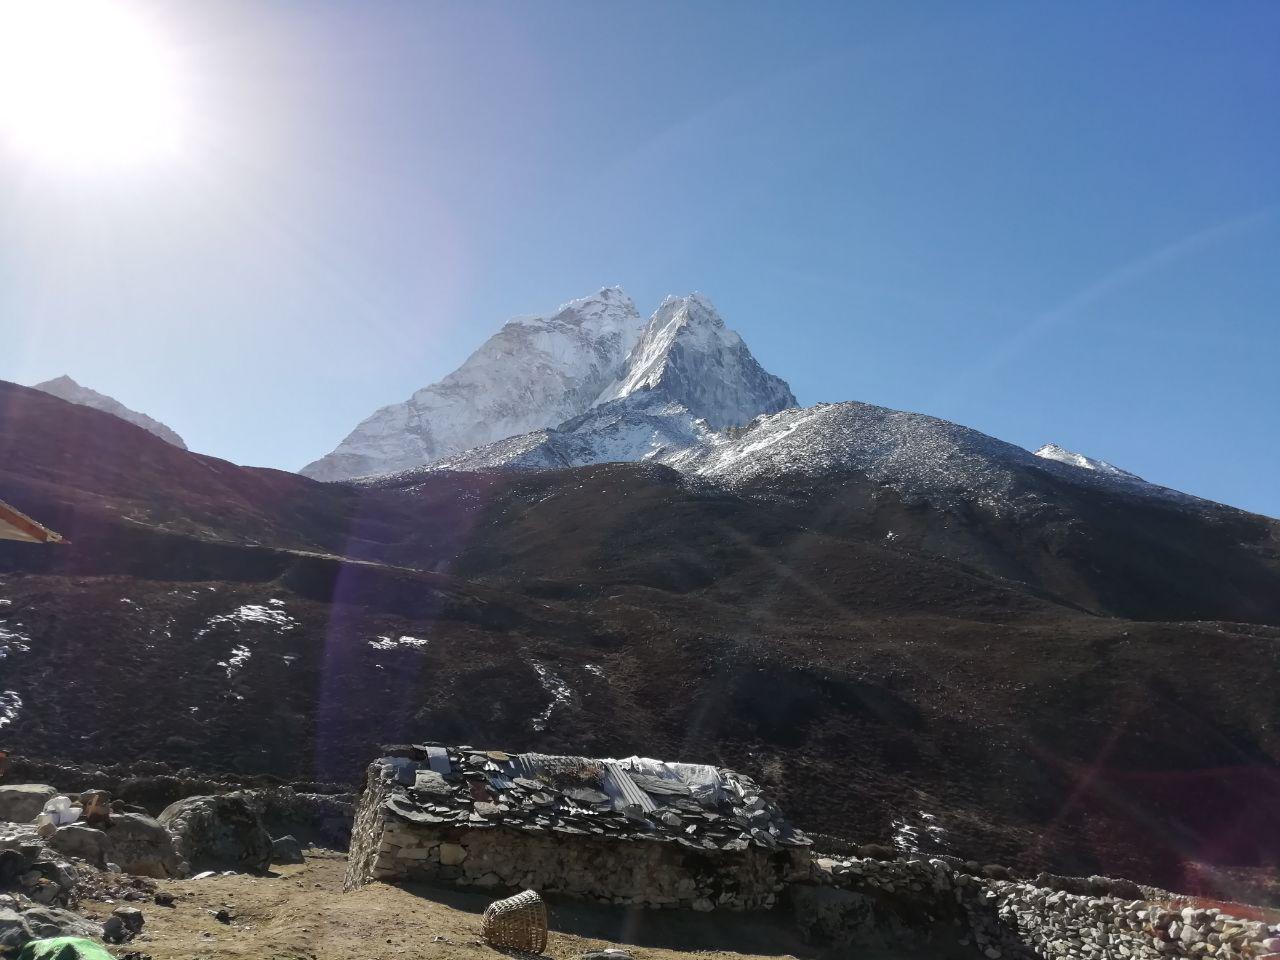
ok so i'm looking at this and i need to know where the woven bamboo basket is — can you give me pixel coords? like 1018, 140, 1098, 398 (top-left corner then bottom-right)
482, 889, 548, 953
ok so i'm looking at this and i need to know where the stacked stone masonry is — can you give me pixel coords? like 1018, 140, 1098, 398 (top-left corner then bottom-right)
345, 746, 1280, 957
345, 745, 810, 910
808, 855, 1280, 959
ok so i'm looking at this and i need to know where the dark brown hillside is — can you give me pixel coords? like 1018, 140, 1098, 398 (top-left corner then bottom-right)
2, 378, 1280, 904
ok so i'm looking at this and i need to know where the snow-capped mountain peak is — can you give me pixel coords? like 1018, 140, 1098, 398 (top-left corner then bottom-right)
303, 287, 795, 481
1034, 443, 1141, 480
596, 293, 796, 430
301, 287, 646, 481
33, 375, 187, 449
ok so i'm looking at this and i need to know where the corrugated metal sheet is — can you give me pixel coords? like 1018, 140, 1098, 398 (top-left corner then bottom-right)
601, 761, 655, 814
485, 760, 516, 790
516, 753, 656, 815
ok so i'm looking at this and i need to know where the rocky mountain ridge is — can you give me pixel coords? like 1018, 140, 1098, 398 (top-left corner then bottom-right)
300, 287, 1253, 538
33, 375, 186, 449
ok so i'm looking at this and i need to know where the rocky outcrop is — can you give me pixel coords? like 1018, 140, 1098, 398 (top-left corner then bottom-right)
159, 792, 272, 873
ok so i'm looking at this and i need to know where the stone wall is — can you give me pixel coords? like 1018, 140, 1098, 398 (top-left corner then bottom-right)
345, 773, 807, 910
346, 762, 1280, 956
803, 855, 1280, 959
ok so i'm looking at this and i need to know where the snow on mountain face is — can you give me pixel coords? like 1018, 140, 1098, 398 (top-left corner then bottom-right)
375, 294, 795, 478
427, 393, 714, 474
658, 401, 1199, 517
300, 288, 646, 481
661, 402, 1045, 512
304, 288, 795, 482
1034, 443, 1142, 480
33, 375, 187, 449
597, 294, 796, 429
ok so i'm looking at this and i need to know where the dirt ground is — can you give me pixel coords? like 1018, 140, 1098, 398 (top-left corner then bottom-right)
78, 849, 826, 960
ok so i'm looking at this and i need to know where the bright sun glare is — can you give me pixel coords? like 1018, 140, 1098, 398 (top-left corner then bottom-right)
0, 0, 184, 166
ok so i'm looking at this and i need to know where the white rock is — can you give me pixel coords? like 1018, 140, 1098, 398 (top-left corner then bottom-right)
438, 843, 467, 866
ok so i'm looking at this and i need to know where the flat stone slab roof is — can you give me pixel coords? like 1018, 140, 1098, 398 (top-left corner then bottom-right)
371, 743, 811, 854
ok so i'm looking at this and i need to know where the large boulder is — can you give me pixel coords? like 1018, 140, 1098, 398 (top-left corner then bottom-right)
19, 905, 103, 940
0, 786, 58, 824
104, 812, 185, 878
0, 906, 33, 952
158, 793, 271, 873
270, 834, 304, 864
47, 824, 108, 868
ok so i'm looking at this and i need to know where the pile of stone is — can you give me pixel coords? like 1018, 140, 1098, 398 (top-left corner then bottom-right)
1, 783, 186, 880
0, 781, 307, 954
372, 743, 810, 852
987, 881, 1280, 959
803, 854, 1280, 960
0, 806, 156, 951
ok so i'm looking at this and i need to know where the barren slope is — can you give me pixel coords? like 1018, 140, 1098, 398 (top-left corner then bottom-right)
2, 379, 1280, 902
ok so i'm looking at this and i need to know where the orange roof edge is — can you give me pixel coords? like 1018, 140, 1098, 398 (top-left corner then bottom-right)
0, 498, 67, 544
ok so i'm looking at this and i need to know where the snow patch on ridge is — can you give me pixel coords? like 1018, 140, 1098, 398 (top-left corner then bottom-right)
197, 603, 297, 637
0, 691, 22, 728
0, 625, 31, 659
368, 635, 430, 650
530, 661, 572, 732
217, 645, 252, 679
1034, 443, 1141, 480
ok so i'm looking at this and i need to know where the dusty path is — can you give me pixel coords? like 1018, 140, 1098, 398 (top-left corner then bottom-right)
79, 850, 824, 960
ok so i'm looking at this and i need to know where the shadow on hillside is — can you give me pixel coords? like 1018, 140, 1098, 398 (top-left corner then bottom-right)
396, 880, 974, 959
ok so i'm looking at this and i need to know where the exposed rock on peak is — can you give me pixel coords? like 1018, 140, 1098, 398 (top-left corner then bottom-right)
33, 375, 187, 449
597, 293, 796, 429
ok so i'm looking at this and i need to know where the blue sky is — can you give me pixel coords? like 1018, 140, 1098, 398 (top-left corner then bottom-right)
1, 1, 1277, 516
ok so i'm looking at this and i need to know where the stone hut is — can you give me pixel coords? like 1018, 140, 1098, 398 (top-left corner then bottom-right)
345, 743, 812, 910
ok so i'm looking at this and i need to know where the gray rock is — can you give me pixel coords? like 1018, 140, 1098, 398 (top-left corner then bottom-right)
21, 905, 102, 940
106, 811, 185, 878
271, 834, 305, 864
413, 770, 452, 795
112, 905, 145, 934
582, 951, 633, 960
0, 785, 58, 824
49, 823, 109, 867
0, 907, 33, 951
159, 792, 272, 874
